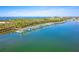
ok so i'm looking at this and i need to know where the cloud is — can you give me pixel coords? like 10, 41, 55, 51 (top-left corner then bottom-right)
3, 8, 65, 16
0, 6, 79, 17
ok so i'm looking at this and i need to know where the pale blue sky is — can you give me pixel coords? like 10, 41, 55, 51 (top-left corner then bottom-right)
0, 6, 79, 17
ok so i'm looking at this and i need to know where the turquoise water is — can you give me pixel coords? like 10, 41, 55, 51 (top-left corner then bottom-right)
0, 21, 79, 52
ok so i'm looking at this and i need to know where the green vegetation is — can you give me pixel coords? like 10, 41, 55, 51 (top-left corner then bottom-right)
0, 17, 74, 34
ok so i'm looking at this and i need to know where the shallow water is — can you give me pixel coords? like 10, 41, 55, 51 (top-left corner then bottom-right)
0, 21, 79, 52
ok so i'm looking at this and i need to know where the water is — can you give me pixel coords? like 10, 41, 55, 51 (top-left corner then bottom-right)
0, 17, 50, 20
0, 17, 31, 20
0, 21, 79, 52
0, 17, 17, 20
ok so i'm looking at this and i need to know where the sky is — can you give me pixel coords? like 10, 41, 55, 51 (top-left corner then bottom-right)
0, 6, 79, 17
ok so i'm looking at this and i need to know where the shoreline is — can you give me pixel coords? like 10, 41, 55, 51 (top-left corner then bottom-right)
0, 18, 78, 34
16, 22, 54, 33
16, 21, 65, 33
16, 20, 79, 33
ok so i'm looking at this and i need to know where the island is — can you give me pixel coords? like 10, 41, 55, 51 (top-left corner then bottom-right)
0, 17, 79, 34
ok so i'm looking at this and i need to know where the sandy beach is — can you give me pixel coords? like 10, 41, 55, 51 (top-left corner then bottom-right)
16, 22, 54, 33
